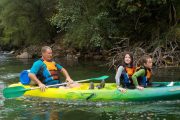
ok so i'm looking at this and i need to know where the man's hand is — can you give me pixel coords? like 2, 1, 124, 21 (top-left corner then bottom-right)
38, 83, 47, 92
66, 77, 74, 84
61, 68, 74, 84
29, 73, 47, 91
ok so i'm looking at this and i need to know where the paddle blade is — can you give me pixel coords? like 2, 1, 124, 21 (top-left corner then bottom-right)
90, 75, 109, 80
3, 86, 29, 98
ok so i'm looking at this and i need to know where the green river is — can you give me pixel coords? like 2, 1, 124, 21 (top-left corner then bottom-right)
0, 53, 180, 120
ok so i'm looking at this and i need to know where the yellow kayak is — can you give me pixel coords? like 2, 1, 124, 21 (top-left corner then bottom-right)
9, 82, 180, 101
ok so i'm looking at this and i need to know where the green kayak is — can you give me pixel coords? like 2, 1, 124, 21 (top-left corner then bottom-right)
7, 82, 180, 101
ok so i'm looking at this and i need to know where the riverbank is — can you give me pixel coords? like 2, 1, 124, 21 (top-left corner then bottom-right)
14, 42, 109, 61
12, 41, 180, 68
1, 34, 178, 68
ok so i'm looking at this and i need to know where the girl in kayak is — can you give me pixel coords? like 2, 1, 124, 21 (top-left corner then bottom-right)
132, 55, 153, 90
115, 52, 135, 92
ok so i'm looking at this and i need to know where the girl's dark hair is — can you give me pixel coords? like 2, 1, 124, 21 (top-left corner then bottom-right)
139, 55, 152, 66
122, 52, 133, 67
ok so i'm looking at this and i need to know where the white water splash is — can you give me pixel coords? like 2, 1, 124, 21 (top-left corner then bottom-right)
0, 73, 19, 80
167, 81, 174, 87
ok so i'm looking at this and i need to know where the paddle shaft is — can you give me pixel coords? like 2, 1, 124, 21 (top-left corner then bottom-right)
3, 75, 108, 98
30, 79, 92, 90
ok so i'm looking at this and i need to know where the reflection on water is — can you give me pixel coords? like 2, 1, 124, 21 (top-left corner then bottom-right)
153, 68, 180, 82
0, 73, 19, 80
1, 98, 180, 120
0, 53, 180, 120
0, 81, 5, 108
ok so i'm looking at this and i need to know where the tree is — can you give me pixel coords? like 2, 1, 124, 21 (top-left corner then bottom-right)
51, 0, 180, 51
0, 0, 57, 48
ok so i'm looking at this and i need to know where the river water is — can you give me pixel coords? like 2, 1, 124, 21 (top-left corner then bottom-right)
0, 53, 180, 120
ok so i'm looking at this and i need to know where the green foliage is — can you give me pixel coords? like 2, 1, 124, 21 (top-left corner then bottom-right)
0, 0, 179, 51
51, 0, 114, 49
0, 0, 57, 48
51, 0, 180, 50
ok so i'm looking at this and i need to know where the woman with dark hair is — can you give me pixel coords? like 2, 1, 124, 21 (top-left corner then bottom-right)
115, 52, 135, 92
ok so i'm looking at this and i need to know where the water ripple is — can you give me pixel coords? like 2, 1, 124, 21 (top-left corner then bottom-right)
0, 73, 19, 80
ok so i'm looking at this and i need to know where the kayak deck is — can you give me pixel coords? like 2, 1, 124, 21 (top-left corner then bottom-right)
9, 82, 180, 101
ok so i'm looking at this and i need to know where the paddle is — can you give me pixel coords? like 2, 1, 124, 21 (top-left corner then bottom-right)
3, 75, 109, 99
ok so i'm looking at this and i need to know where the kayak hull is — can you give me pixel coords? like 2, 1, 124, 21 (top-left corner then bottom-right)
9, 82, 180, 101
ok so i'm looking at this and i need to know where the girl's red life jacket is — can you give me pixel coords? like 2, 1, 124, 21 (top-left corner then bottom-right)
124, 66, 135, 78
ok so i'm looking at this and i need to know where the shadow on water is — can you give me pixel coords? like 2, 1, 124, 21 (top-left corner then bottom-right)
0, 97, 180, 120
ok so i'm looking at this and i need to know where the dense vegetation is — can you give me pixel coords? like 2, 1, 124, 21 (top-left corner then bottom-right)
0, 0, 57, 49
0, 0, 179, 52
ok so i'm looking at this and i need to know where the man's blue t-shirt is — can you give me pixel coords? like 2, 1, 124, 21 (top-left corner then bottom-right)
30, 59, 63, 85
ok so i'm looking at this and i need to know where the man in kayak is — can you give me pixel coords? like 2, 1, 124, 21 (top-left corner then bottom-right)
132, 55, 153, 90
28, 46, 74, 91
